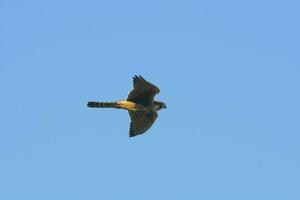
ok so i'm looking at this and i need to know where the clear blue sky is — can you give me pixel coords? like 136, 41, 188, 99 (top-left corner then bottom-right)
1, 0, 299, 199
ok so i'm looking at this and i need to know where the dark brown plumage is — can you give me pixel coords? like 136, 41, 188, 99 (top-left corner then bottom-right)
87, 75, 166, 137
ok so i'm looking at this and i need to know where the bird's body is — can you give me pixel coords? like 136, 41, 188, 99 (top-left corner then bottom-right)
87, 100, 161, 112
87, 75, 166, 137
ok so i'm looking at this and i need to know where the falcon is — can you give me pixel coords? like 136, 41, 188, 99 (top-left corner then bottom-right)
87, 75, 166, 137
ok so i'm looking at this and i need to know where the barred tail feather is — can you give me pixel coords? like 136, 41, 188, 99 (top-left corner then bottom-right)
87, 101, 118, 108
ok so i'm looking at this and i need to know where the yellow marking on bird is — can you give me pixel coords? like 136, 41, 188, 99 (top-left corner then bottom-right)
154, 104, 160, 111
117, 101, 138, 111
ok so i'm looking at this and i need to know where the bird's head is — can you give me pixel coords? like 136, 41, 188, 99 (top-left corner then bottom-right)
155, 101, 167, 110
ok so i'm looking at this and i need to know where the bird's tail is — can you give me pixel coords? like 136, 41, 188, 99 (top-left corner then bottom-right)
87, 101, 119, 108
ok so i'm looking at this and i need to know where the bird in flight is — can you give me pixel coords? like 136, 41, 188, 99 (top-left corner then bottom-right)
87, 75, 166, 137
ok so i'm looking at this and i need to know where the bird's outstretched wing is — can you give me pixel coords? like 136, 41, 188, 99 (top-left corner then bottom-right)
126, 75, 160, 106
128, 111, 158, 137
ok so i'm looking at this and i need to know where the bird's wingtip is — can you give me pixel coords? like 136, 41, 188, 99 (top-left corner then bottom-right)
133, 75, 144, 79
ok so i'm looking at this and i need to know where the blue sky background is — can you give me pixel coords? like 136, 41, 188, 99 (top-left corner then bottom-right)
1, 0, 300, 199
